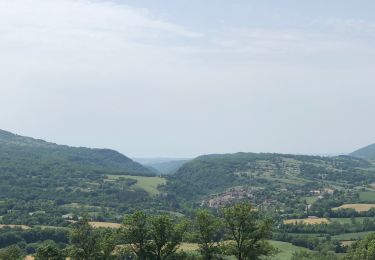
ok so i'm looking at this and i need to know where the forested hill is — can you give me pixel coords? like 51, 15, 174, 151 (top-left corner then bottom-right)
0, 129, 153, 176
166, 152, 375, 200
351, 143, 375, 160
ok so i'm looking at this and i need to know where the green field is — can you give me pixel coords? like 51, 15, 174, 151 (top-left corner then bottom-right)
107, 175, 166, 195
302, 196, 318, 204
269, 240, 311, 260
330, 217, 375, 224
332, 231, 372, 240
359, 191, 375, 202
176, 240, 311, 260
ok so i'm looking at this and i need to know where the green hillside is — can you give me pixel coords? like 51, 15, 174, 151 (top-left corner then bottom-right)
0, 129, 153, 176
0, 130, 159, 225
166, 152, 375, 201
351, 143, 375, 160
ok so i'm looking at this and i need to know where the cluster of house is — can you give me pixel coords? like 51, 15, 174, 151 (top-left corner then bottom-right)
309, 187, 335, 199
202, 186, 254, 208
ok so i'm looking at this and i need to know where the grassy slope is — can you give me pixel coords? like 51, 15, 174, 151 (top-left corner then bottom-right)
270, 240, 311, 260
332, 231, 373, 240
179, 240, 311, 260
107, 175, 166, 195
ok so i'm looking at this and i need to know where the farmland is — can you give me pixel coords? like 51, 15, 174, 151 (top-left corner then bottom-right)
283, 218, 330, 225
88, 221, 122, 229
332, 204, 375, 212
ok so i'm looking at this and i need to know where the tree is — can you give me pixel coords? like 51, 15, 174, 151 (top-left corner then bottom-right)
0, 245, 24, 260
98, 229, 118, 260
35, 241, 64, 260
68, 216, 100, 260
122, 211, 149, 259
221, 203, 274, 260
195, 210, 223, 260
148, 215, 187, 260
346, 233, 375, 259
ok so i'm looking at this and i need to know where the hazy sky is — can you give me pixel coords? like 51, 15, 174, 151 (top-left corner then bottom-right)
1, 0, 375, 157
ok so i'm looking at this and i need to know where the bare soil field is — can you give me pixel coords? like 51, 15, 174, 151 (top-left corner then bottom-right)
0, 224, 30, 230
88, 221, 122, 228
283, 218, 330, 225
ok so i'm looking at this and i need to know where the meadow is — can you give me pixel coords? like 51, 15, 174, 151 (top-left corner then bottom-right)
107, 174, 166, 195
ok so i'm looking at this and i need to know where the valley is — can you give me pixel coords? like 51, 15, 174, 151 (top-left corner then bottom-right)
1, 130, 375, 259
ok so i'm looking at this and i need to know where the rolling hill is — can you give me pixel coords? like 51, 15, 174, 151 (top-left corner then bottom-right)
351, 143, 375, 160
0, 129, 159, 223
165, 152, 375, 201
0, 129, 153, 176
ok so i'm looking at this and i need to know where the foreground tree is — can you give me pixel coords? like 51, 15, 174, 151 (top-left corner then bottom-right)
98, 229, 118, 260
148, 215, 188, 260
195, 210, 223, 260
122, 211, 149, 259
222, 203, 274, 260
68, 216, 100, 260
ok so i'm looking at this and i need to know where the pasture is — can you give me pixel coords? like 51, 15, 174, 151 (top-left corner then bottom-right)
330, 217, 375, 224
107, 175, 166, 195
332, 231, 372, 240
332, 204, 375, 212
269, 240, 311, 260
359, 191, 375, 202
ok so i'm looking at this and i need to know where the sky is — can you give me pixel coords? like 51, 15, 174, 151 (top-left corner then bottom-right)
1, 0, 375, 158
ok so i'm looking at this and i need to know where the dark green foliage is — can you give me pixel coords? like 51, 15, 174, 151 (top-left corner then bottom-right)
0, 227, 69, 250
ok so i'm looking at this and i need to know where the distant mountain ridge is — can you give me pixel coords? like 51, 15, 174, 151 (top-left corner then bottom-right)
351, 143, 375, 160
134, 157, 190, 175
0, 129, 153, 176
